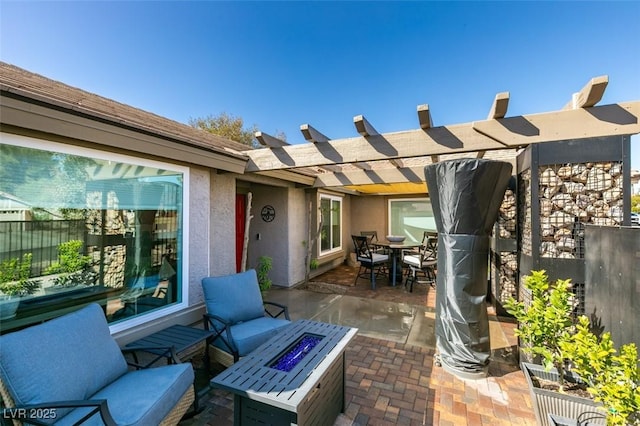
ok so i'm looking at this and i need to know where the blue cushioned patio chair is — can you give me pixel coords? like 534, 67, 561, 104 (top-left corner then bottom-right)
0, 303, 195, 426
352, 235, 389, 290
201, 269, 291, 365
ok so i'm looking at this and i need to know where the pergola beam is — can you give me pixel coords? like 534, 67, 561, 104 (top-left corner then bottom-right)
314, 165, 427, 187
353, 115, 379, 137
255, 131, 289, 148
472, 100, 638, 147
244, 101, 640, 172
488, 92, 510, 119
300, 124, 330, 143
563, 75, 609, 110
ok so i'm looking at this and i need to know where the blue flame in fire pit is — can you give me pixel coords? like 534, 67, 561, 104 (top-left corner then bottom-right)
269, 333, 324, 372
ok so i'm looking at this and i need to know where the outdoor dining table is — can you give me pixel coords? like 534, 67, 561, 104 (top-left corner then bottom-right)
374, 240, 422, 286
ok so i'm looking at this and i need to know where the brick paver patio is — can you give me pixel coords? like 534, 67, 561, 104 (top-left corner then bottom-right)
180, 265, 536, 425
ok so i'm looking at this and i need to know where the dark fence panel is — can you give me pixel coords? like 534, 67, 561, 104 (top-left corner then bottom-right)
585, 225, 639, 349
0, 220, 86, 276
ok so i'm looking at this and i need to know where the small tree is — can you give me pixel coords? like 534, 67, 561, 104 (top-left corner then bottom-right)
303, 202, 323, 284
189, 112, 259, 147
504, 270, 575, 390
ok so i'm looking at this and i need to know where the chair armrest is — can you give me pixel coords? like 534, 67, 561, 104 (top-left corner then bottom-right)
2, 399, 116, 426
202, 313, 238, 354
121, 345, 180, 368
401, 247, 420, 256
264, 301, 290, 320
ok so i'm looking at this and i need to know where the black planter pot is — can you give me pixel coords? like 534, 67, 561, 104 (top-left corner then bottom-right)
521, 362, 605, 426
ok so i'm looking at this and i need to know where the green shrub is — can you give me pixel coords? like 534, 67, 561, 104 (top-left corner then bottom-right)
0, 253, 40, 296
504, 270, 575, 390
631, 194, 640, 213
256, 256, 273, 292
45, 240, 92, 275
560, 316, 640, 426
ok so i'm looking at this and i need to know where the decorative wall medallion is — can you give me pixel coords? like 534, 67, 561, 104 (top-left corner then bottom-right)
261, 205, 275, 222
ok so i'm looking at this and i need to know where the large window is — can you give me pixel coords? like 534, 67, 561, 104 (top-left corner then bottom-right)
388, 198, 436, 243
319, 194, 342, 254
0, 134, 187, 333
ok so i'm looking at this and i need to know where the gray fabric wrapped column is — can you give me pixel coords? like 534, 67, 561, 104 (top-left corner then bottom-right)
424, 159, 512, 379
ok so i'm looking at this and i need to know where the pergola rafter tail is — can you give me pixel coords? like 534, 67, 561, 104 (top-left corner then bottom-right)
563, 75, 608, 110
255, 131, 288, 148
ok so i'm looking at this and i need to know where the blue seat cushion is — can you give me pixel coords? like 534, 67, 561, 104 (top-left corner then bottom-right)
202, 269, 265, 325
56, 363, 194, 426
0, 304, 128, 413
212, 317, 290, 357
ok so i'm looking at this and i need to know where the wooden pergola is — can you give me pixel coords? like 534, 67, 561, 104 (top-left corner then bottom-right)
243, 76, 640, 194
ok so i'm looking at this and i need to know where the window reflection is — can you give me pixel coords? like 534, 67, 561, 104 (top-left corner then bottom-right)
389, 198, 436, 243
319, 195, 342, 254
0, 142, 184, 331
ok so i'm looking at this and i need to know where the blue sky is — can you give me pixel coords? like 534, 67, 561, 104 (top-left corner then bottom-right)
1, 1, 639, 167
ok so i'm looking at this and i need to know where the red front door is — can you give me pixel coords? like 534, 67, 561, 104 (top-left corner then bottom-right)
235, 194, 246, 272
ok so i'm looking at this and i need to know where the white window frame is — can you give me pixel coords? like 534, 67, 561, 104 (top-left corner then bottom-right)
318, 193, 342, 256
1, 132, 190, 333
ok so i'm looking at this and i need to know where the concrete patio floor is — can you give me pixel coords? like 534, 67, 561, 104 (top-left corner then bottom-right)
179, 265, 536, 425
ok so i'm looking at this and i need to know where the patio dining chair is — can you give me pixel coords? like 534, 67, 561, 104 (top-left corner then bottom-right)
360, 230, 387, 254
403, 231, 438, 292
201, 269, 291, 366
352, 235, 389, 290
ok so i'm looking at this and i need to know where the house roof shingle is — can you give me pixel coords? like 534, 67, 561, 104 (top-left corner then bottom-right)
0, 61, 250, 160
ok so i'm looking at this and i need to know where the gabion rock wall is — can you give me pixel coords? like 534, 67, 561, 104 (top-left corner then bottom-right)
495, 189, 517, 239
491, 189, 518, 310
525, 161, 624, 260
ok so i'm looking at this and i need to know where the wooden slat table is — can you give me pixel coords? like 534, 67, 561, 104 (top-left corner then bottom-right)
211, 319, 358, 426
125, 324, 215, 363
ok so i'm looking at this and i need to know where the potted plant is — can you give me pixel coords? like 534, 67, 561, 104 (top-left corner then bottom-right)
0, 253, 41, 319
559, 316, 639, 426
256, 255, 273, 293
504, 270, 604, 426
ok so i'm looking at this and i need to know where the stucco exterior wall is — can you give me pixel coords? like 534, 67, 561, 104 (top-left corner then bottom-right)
350, 195, 388, 242
248, 185, 290, 286
210, 171, 238, 277
287, 187, 308, 286
187, 166, 211, 305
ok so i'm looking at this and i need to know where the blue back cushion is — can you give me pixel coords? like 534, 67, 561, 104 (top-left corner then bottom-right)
0, 303, 128, 408
201, 269, 265, 325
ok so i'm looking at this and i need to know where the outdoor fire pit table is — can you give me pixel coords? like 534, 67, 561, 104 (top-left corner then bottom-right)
210, 319, 358, 426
